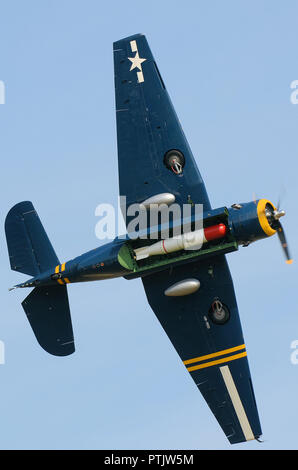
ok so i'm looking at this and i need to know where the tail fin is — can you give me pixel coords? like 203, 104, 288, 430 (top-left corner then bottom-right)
5, 201, 75, 356
5, 201, 59, 276
22, 285, 75, 356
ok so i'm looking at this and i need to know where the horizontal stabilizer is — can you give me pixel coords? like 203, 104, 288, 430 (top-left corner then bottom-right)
22, 285, 75, 356
5, 201, 59, 276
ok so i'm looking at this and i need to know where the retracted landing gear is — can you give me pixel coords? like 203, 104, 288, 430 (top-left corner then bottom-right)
164, 149, 185, 175
208, 299, 230, 325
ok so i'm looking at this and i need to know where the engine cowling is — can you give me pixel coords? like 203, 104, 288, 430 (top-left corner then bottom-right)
228, 199, 277, 246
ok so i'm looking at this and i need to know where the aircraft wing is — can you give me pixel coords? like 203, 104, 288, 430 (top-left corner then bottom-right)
113, 34, 211, 225
114, 34, 262, 444
142, 255, 262, 444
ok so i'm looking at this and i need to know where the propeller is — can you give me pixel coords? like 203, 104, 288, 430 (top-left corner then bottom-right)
265, 204, 293, 264
253, 192, 292, 264
275, 222, 293, 264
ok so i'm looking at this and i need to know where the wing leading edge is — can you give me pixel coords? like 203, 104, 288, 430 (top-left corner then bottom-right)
142, 255, 262, 444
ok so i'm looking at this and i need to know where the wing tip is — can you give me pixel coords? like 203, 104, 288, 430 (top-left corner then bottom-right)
228, 433, 263, 445
113, 33, 145, 48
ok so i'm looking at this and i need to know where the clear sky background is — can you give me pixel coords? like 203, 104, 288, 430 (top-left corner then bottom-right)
0, 0, 298, 450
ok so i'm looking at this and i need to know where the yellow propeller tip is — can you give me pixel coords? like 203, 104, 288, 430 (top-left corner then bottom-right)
286, 259, 293, 265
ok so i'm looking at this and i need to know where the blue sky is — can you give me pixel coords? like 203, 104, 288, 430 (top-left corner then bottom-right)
0, 0, 298, 450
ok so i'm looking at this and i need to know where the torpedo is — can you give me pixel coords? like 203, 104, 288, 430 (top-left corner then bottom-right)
134, 223, 227, 260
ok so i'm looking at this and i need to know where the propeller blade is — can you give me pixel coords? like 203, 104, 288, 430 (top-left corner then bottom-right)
276, 221, 293, 264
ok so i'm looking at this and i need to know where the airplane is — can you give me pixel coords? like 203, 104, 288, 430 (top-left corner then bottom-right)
5, 33, 292, 445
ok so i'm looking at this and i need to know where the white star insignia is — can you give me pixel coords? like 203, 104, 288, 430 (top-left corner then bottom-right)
128, 52, 146, 72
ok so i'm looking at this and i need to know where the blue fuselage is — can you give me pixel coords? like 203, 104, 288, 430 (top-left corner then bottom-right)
19, 199, 276, 289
